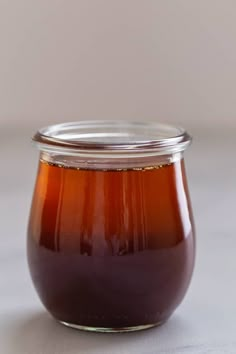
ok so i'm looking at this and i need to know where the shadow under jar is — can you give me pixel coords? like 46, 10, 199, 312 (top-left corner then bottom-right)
27, 121, 195, 333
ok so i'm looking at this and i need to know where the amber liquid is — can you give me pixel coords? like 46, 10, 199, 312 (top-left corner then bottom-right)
28, 159, 195, 329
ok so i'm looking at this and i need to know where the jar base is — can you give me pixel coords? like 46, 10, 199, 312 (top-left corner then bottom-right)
59, 320, 163, 333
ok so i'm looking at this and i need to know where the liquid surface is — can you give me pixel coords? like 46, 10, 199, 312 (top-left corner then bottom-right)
28, 159, 195, 328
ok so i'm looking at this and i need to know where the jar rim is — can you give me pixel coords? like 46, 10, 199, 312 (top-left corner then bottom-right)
32, 120, 192, 155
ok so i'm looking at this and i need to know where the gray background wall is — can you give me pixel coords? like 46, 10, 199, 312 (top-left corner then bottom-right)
0, 0, 235, 131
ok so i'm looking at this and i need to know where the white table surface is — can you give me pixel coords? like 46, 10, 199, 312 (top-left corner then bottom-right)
0, 127, 235, 354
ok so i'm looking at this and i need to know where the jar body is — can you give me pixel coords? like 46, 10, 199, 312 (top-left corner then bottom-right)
27, 154, 195, 331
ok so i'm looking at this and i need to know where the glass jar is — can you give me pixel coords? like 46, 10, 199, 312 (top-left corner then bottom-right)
27, 121, 195, 332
